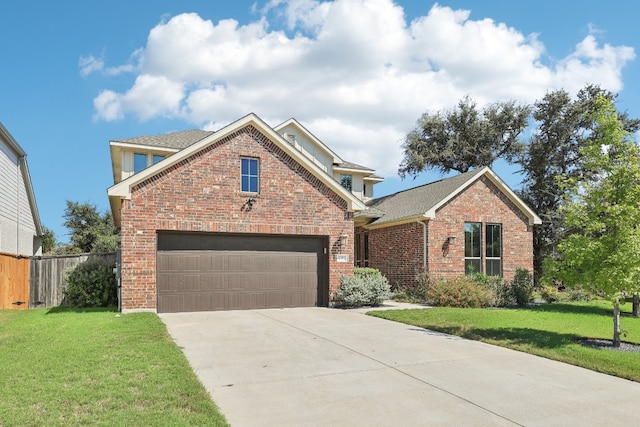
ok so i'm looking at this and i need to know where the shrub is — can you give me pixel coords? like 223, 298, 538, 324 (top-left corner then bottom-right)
468, 272, 513, 307
63, 257, 117, 307
511, 268, 534, 306
540, 285, 559, 303
561, 286, 593, 302
336, 268, 392, 308
425, 276, 495, 308
394, 269, 431, 303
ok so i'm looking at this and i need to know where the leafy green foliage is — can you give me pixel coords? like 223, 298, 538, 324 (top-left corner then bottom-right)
63, 257, 117, 307
399, 96, 530, 176
425, 276, 495, 308
393, 269, 432, 303
63, 200, 118, 253
518, 85, 640, 283
336, 268, 392, 307
511, 268, 534, 306
41, 225, 57, 254
545, 96, 640, 346
540, 285, 560, 303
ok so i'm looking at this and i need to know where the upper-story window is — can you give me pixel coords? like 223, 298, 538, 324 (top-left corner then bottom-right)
134, 153, 147, 173
340, 174, 353, 191
241, 157, 259, 193
134, 153, 166, 174
153, 154, 165, 164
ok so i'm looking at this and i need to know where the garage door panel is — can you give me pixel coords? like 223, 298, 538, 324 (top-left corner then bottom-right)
157, 234, 327, 312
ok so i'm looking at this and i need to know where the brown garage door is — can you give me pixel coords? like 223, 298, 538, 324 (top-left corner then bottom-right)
156, 232, 328, 312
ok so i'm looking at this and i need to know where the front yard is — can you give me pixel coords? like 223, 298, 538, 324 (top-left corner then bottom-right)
0, 308, 228, 426
370, 299, 640, 382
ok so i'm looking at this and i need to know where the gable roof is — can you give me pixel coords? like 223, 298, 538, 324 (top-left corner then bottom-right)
108, 113, 367, 226
0, 122, 43, 237
360, 167, 541, 228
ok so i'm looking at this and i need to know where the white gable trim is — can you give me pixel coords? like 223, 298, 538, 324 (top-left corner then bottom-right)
274, 118, 343, 164
424, 166, 542, 225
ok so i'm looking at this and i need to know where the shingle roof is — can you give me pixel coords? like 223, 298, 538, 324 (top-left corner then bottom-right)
112, 129, 214, 150
334, 161, 375, 172
363, 168, 486, 226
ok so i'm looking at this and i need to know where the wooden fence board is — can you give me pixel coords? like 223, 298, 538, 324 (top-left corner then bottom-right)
0, 252, 30, 310
29, 252, 116, 308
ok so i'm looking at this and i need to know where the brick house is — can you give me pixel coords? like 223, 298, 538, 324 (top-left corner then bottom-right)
107, 113, 383, 312
354, 167, 542, 289
108, 114, 539, 313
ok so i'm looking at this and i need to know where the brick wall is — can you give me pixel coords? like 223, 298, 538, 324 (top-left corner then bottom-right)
365, 176, 534, 288
120, 125, 354, 311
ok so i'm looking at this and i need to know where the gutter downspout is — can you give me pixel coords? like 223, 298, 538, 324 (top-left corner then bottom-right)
417, 219, 427, 269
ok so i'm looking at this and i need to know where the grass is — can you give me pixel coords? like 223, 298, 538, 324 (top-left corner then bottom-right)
369, 299, 640, 382
0, 307, 228, 426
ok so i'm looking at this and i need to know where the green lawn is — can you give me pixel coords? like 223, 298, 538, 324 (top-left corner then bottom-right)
369, 299, 640, 382
0, 307, 228, 426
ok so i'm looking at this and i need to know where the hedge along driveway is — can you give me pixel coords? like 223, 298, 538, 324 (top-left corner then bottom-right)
0, 308, 228, 426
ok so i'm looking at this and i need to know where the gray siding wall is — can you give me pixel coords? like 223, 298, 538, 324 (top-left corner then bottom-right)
0, 138, 39, 256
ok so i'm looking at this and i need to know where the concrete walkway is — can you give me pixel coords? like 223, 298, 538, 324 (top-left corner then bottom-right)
160, 304, 640, 426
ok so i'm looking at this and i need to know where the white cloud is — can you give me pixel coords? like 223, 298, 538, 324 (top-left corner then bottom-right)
79, 55, 104, 77
91, 0, 635, 176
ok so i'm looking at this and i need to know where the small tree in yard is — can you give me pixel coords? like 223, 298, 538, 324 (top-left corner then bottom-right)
545, 97, 640, 347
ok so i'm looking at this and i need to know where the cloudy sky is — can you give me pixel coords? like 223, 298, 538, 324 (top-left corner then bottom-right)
1, 0, 637, 242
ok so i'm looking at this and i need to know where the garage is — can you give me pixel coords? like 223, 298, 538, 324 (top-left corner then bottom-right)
156, 232, 329, 313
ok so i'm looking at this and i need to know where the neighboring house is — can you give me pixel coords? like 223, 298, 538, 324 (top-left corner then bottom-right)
108, 113, 383, 313
354, 167, 542, 288
0, 123, 42, 256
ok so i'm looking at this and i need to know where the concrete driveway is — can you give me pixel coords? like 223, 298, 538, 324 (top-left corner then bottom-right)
160, 305, 640, 426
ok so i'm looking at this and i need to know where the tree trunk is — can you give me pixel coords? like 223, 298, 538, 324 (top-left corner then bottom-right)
633, 294, 639, 318
613, 297, 621, 347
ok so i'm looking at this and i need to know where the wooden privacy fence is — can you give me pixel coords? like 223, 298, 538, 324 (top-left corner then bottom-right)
29, 252, 116, 309
0, 252, 30, 309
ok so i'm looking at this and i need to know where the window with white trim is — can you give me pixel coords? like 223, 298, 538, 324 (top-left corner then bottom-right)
485, 224, 502, 276
241, 157, 259, 193
464, 222, 481, 274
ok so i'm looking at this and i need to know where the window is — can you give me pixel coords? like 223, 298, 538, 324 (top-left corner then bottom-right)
152, 154, 165, 164
134, 153, 147, 173
340, 174, 352, 191
241, 157, 259, 193
464, 222, 481, 274
485, 224, 502, 276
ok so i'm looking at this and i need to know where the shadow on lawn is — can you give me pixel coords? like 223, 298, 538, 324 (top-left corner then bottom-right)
528, 303, 613, 317
45, 306, 118, 315
414, 325, 580, 349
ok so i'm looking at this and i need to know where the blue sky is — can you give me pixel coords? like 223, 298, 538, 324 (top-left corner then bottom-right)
1, 0, 638, 243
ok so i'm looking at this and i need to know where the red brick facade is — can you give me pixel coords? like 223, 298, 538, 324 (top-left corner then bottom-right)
119, 125, 354, 311
363, 176, 534, 288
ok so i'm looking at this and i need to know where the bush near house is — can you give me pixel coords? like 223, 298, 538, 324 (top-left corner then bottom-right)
336, 268, 392, 308
420, 269, 534, 309
63, 257, 117, 307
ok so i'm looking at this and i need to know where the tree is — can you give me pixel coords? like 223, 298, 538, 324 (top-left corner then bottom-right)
518, 85, 640, 282
41, 226, 57, 254
545, 96, 640, 347
399, 96, 531, 177
62, 201, 118, 253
